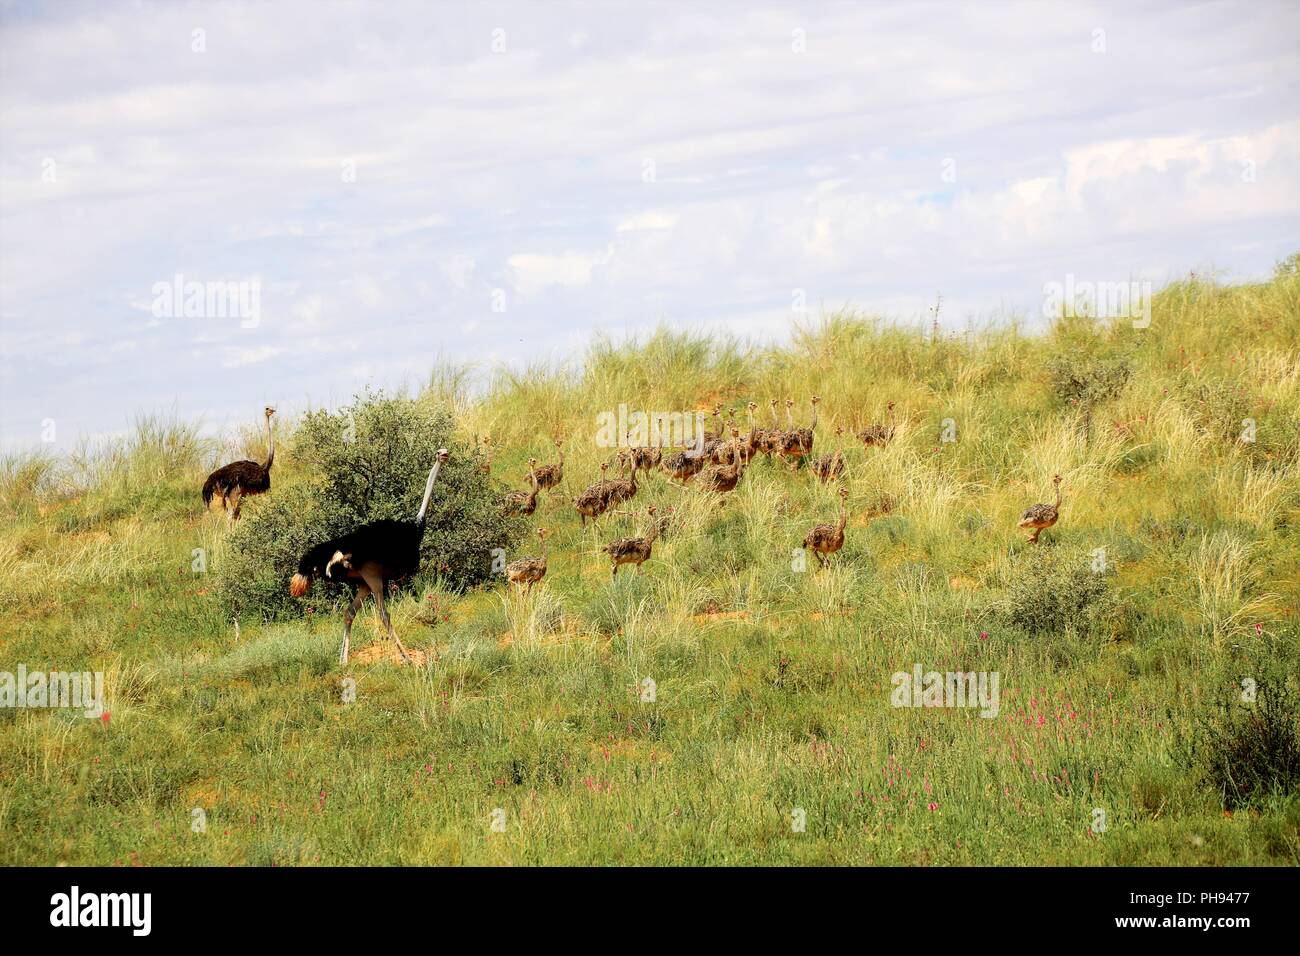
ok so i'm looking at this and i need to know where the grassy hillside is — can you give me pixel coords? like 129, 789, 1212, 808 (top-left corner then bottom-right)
1, 268, 1298, 865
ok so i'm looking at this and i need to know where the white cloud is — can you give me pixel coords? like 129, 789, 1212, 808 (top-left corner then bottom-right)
222, 346, 283, 368
616, 211, 679, 232
506, 247, 614, 296
1, 0, 1298, 446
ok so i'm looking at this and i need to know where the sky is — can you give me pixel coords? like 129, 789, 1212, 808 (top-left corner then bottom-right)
2, 0, 1298, 450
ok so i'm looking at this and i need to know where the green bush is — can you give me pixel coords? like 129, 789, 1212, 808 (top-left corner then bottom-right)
999, 545, 1115, 638
217, 390, 521, 620
1046, 352, 1133, 410
1189, 673, 1300, 810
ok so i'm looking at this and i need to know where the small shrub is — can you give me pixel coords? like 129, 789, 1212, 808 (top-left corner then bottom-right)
1177, 370, 1254, 444
218, 390, 522, 620
999, 546, 1115, 637
1273, 252, 1300, 279
1046, 353, 1133, 409
1189, 675, 1300, 810
0, 451, 59, 516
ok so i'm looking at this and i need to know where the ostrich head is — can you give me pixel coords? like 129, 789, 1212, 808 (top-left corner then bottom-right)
1052, 473, 1062, 485
290, 540, 341, 597
811, 395, 821, 406
264, 406, 276, 418
838, 485, 848, 499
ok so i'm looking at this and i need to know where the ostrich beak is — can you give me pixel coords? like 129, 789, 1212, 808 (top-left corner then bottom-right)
289, 574, 310, 597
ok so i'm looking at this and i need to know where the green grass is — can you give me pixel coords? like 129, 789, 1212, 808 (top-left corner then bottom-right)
1, 267, 1298, 865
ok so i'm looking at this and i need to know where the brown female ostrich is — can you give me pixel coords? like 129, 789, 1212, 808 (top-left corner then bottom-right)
530, 439, 565, 493
802, 485, 849, 569
202, 406, 276, 522
809, 426, 846, 483
1018, 474, 1062, 544
289, 449, 449, 665
602, 506, 661, 577
574, 463, 617, 526
779, 395, 820, 467
505, 527, 549, 594
502, 458, 539, 517
857, 401, 896, 448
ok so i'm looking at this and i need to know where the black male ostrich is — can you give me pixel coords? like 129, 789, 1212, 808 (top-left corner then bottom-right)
290, 449, 449, 665
202, 406, 276, 522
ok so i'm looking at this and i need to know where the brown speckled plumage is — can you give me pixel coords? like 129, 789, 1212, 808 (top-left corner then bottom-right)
505, 528, 549, 593
574, 463, 618, 525
857, 401, 896, 448
697, 426, 745, 494
778, 396, 819, 465
802, 486, 849, 568
531, 439, 565, 491
662, 448, 707, 484
502, 458, 539, 517
1018, 474, 1062, 543
809, 426, 846, 483
602, 507, 660, 577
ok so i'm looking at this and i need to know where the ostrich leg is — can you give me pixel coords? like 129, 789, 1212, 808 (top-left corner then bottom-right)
227, 487, 244, 523
362, 570, 412, 663
340, 584, 371, 666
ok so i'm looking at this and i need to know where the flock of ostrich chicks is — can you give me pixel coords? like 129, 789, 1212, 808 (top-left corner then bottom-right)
203, 399, 1064, 665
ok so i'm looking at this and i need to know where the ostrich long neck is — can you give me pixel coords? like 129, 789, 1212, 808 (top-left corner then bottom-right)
810, 403, 818, 431
263, 416, 275, 470
414, 457, 445, 526
1053, 483, 1061, 509
836, 501, 848, 534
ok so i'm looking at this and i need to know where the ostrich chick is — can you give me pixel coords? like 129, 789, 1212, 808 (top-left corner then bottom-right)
531, 439, 565, 493
505, 528, 549, 594
1018, 474, 1062, 544
602, 507, 660, 578
809, 426, 846, 483
802, 486, 849, 569
574, 463, 616, 526
290, 449, 449, 665
857, 402, 896, 448
502, 458, 539, 517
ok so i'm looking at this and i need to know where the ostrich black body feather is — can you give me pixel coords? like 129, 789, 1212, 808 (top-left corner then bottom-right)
295, 518, 425, 589
202, 460, 270, 505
